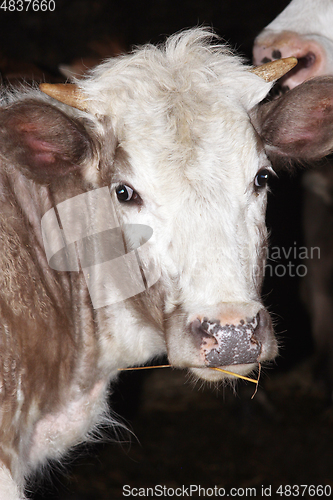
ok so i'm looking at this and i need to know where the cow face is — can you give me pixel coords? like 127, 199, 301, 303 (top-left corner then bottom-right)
6, 29, 333, 384
103, 92, 276, 382
76, 31, 333, 382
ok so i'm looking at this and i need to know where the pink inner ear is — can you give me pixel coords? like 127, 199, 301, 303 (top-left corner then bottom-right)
34, 152, 57, 164
24, 134, 63, 166
25, 135, 62, 154
2, 100, 93, 178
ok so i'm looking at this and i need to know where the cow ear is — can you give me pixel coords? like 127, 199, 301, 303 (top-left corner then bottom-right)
0, 99, 95, 181
254, 77, 333, 168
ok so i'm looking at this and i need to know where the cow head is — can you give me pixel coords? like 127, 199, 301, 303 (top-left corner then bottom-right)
3, 29, 333, 383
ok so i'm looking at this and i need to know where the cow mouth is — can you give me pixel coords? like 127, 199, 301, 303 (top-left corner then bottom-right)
189, 363, 259, 384
165, 306, 276, 382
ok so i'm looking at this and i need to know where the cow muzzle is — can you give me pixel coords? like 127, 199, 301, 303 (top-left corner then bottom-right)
166, 302, 278, 382
190, 308, 273, 367
253, 30, 327, 91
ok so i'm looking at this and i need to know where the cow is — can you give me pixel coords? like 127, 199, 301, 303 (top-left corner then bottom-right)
253, 0, 333, 91
253, 0, 333, 400
1, 28, 333, 499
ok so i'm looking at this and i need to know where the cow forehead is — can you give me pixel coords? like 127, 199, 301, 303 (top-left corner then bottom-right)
81, 29, 272, 129
80, 29, 272, 198
116, 98, 264, 196
108, 70, 264, 177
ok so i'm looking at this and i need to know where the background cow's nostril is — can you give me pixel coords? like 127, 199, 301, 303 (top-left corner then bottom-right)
261, 57, 272, 64
272, 49, 282, 59
298, 51, 316, 69
250, 317, 261, 346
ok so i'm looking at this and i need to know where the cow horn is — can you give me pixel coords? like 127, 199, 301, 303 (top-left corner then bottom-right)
39, 83, 87, 112
250, 57, 298, 82
39, 59, 298, 109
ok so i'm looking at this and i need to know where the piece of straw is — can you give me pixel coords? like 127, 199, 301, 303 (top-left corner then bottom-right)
208, 367, 258, 384
118, 364, 260, 386
118, 364, 172, 371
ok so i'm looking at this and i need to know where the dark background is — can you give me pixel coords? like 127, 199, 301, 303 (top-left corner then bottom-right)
0, 0, 290, 66
1, 1, 332, 499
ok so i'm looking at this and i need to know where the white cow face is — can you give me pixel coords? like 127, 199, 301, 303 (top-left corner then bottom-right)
104, 90, 275, 382
37, 29, 333, 382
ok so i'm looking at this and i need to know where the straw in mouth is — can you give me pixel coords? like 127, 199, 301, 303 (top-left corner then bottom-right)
118, 363, 261, 398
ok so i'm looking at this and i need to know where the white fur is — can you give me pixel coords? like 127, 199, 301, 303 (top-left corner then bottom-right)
78, 29, 272, 310
0, 465, 25, 500
264, 0, 333, 39
77, 29, 276, 374
28, 380, 108, 467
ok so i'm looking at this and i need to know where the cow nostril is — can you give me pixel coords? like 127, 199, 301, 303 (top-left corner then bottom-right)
261, 56, 272, 64
298, 52, 316, 68
298, 51, 316, 69
190, 318, 216, 348
190, 318, 205, 336
251, 309, 272, 344
272, 49, 282, 59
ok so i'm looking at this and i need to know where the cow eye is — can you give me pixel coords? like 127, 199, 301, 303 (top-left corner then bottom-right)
116, 184, 134, 202
254, 169, 271, 189
115, 184, 143, 205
